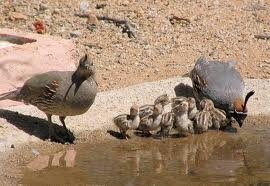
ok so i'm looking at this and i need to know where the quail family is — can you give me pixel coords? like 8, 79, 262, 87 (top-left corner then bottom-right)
0, 54, 98, 143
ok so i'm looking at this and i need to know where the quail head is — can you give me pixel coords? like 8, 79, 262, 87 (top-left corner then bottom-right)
172, 100, 194, 137
139, 94, 170, 119
0, 54, 98, 143
113, 105, 140, 140
160, 111, 174, 137
190, 56, 255, 127
137, 103, 163, 135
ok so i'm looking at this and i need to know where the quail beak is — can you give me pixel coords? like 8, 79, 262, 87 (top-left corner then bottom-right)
232, 112, 247, 128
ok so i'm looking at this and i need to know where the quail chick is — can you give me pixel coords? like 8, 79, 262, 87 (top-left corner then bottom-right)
137, 103, 163, 135
171, 96, 198, 120
187, 97, 198, 120
172, 100, 194, 137
190, 57, 255, 127
113, 105, 140, 140
139, 94, 170, 119
160, 111, 174, 137
200, 99, 229, 130
194, 99, 213, 134
0, 54, 98, 143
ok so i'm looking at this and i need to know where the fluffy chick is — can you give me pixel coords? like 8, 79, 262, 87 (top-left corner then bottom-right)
172, 100, 194, 137
114, 105, 140, 139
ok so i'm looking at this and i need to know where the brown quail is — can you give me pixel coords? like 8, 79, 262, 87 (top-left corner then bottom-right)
0, 54, 98, 143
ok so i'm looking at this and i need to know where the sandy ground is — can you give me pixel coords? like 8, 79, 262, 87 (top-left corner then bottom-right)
0, 0, 270, 91
0, 77, 269, 184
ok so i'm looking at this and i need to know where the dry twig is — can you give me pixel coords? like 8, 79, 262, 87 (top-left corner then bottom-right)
75, 13, 136, 38
254, 34, 270, 40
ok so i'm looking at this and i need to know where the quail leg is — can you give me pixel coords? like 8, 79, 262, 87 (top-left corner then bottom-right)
59, 116, 74, 143
46, 114, 65, 144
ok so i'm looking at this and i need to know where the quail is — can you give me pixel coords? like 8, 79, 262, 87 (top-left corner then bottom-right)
194, 99, 213, 134
171, 96, 198, 120
0, 54, 98, 143
172, 100, 194, 137
190, 56, 255, 127
137, 103, 163, 135
113, 105, 140, 140
139, 94, 170, 119
160, 111, 174, 137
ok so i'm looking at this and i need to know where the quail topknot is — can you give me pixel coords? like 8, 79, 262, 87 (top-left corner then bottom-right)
0, 54, 98, 143
190, 56, 255, 127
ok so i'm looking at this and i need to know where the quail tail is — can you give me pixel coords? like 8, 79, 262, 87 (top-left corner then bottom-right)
0, 88, 21, 101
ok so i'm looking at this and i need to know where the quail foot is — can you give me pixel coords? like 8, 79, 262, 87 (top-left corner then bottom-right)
137, 103, 163, 136
172, 100, 194, 137
0, 54, 98, 143
160, 112, 174, 137
194, 99, 213, 134
113, 105, 140, 140
190, 56, 255, 127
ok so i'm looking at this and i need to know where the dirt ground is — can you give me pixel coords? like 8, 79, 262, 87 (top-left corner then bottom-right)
0, 0, 270, 91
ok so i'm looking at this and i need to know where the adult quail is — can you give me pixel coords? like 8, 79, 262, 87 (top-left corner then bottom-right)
172, 99, 194, 137
0, 54, 98, 143
190, 57, 255, 127
113, 105, 140, 140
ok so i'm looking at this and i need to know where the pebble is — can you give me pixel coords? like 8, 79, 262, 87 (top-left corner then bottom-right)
87, 14, 99, 26
70, 31, 81, 38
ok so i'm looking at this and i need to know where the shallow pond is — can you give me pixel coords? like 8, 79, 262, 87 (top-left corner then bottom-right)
21, 117, 270, 185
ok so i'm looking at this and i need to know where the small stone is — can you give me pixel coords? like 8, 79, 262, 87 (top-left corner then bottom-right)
10, 144, 15, 148
31, 148, 40, 156
70, 31, 81, 38
53, 8, 60, 15
79, 0, 89, 14
87, 14, 99, 26
39, 3, 49, 11
9, 12, 28, 21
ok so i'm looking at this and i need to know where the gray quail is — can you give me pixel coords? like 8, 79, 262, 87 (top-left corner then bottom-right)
0, 54, 98, 143
190, 57, 255, 127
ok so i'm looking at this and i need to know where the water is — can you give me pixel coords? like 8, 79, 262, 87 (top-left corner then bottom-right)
21, 117, 270, 185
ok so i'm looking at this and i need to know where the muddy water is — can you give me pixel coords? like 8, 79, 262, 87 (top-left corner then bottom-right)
21, 117, 270, 185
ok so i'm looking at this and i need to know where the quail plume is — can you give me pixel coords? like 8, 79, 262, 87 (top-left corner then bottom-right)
0, 54, 98, 143
190, 57, 255, 127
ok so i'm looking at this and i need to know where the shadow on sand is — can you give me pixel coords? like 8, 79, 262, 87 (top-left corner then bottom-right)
0, 109, 75, 144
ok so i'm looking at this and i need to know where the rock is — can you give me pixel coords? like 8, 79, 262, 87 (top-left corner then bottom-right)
10, 144, 15, 148
39, 3, 49, 11
64, 148, 76, 167
31, 148, 40, 156
9, 12, 27, 21
87, 14, 99, 26
52, 151, 65, 166
79, 0, 89, 14
70, 31, 81, 38
53, 8, 60, 15
96, 3, 107, 9
27, 155, 50, 171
